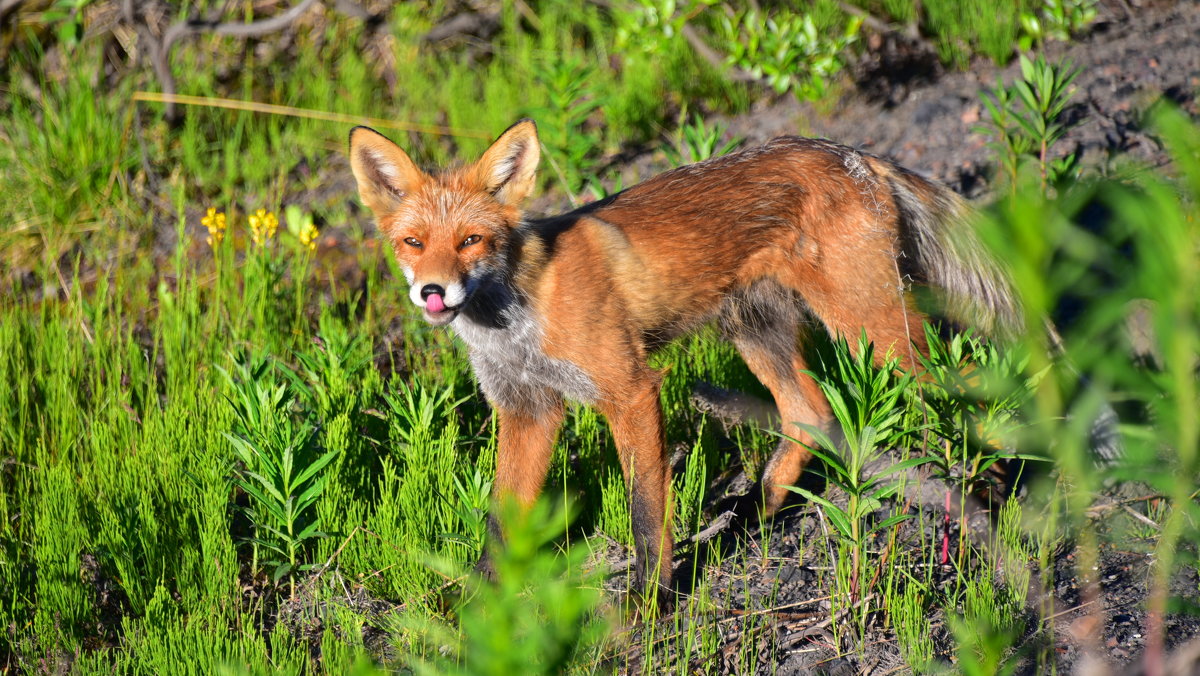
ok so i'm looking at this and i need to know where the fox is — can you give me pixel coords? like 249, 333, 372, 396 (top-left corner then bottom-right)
347, 118, 1020, 601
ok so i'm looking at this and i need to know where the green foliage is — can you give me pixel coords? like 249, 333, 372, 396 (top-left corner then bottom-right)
977, 54, 1082, 192
530, 55, 609, 199
1020, 0, 1099, 48
717, 6, 862, 101
784, 335, 931, 611
976, 103, 1200, 671
220, 356, 338, 583
596, 467, 634, 547
663, 112, 743, 166
406, 499, 609, 675
672, 422, 712, 541
290, 312, 373, 419
923, 0, 1028, 67
918, 326, 1049, 496
887, 570, 935, 672
0, 48, 137, 268
947, 608, 1023, 676
613, 0, 717, 57
40, 0, 97, 49
445, 466, 494, 555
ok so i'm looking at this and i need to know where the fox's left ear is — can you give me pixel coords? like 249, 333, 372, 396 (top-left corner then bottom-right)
475, 119, 540, 205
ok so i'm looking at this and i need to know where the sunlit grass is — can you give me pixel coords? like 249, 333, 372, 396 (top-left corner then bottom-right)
0, 3, 1194, 672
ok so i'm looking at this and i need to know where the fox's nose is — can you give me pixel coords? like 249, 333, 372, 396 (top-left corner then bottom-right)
420, 284, 445, 300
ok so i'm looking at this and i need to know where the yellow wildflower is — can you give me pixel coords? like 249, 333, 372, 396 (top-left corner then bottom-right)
201, 207, 227, 248
299, 221, 320, 252
248, 208, 278, 247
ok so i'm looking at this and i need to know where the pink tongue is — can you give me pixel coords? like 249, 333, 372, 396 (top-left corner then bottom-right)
425, 293, 446, 313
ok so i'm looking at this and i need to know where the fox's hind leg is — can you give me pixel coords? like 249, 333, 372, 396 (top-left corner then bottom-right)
787, 217, 931, 370
734, 337, 833, 515
721, 282, 833, 515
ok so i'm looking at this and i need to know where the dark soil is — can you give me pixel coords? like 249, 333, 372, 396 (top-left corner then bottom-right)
722, 1, 1200, 199
626, 447, 1200, 675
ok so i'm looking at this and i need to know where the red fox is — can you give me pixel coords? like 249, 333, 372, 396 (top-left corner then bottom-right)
348, 119, 1020, 599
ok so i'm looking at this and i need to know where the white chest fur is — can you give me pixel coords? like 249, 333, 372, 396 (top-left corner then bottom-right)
452, 304, 599, 412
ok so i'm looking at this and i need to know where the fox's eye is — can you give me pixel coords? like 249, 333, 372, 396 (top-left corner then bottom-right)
460, 235, 482, 248
403, 237, 423, 249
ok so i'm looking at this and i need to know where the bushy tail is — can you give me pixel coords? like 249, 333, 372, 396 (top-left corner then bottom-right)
879, 161, 1023, 340
877, 160, 1125, 464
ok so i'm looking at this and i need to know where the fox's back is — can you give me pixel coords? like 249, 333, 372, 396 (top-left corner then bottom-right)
526, 137, 900, 337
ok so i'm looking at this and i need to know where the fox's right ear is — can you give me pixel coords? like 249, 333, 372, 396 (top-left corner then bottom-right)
348, 126, 425, 217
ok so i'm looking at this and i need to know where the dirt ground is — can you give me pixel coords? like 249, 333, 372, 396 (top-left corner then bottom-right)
723, 0, 1200, 199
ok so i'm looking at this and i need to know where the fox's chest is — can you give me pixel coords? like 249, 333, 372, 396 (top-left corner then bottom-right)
453, 309, 598, 411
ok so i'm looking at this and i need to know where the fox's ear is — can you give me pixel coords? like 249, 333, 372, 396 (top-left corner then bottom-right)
475, 119, 539, 205
348, 126, 425, 217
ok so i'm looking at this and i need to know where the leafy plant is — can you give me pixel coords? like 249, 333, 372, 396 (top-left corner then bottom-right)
442, 466, 494, 557
384, 378, 470, 452
596, 467, 633, 547
923, 0, 1025, 67
783, 335, 930, 606
219, 356, 338, 584
886, 568, 935, 672
717, 7, 862, 101
584, 170, 625, 202
663, 112, 742, 166
947, 606, 1024, 676
41, 0, 97, 49
531, 56, 609, 200
975, 104, 1200, 670
611, 0, 722, 65
405, 498, 608, 675
1020, 0, 1098, 48
289, 313, 372, 418
917, 325, 1049, 497
672, 422, 711, 541
977, 54, 1082, 193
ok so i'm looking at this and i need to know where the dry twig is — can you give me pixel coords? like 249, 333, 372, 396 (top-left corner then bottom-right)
122, 0, 378, 121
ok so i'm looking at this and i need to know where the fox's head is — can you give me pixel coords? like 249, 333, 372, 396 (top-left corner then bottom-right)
348, 120, 539, 326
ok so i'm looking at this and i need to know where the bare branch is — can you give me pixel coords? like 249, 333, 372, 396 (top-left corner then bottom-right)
160, 0, 321, 55
130, 0, 332, 121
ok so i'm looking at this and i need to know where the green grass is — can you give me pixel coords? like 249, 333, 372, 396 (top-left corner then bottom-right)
7, 157, 1194, 670
0, 2, 1195, 673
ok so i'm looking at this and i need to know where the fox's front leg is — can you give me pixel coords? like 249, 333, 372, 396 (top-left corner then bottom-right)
477, 394, 565, 578
600, 377, 674, 604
